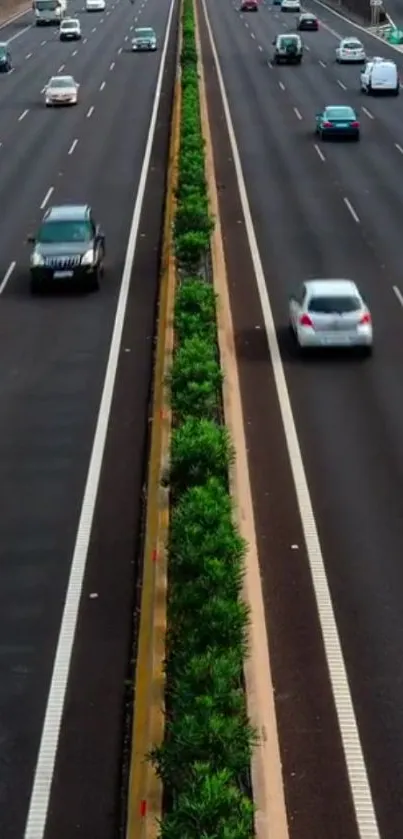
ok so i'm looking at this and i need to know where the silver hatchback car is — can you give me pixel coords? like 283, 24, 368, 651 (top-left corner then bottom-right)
289, 279, 373, 353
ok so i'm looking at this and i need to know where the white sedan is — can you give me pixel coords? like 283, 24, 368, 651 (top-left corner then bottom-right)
45, 75, 79, 106
85, 0, 105, 10
59, 18, 81, 40
289, 279, 373, 353
281, 0, 300, 10
336, 37, 366, 63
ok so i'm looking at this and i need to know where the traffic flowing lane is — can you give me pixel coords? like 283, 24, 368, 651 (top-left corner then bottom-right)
200, 0, 403, 836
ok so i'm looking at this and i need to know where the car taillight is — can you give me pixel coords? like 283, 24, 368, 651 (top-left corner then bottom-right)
360, 312, 371, 325
323, 121, 332, 128
299, 313, 314, 327
351, 121, 360, 128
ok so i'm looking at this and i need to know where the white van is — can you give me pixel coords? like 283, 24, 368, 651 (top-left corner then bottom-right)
360, 59, 399, 95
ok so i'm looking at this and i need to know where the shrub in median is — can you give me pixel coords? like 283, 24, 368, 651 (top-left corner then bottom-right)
169, 336, 222, 422
152, 0, 255, 836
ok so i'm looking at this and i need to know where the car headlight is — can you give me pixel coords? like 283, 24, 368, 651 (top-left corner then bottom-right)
81, 249, 95, 265
31, 252, 44, 267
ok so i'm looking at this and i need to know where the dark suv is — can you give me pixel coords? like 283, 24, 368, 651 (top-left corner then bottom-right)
28, 204, 105, 293
0, 43, 12, 72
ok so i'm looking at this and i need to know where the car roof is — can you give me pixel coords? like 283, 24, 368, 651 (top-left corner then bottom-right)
325, 104, 355, 113
43, 205, 91, 222
135, 26, 154, 30
0, 41, 8, 47
341, 36, 361, 42
300, 11, 316, 16
61, 17, 79, 23
49, 74, 75, 82
304, 279, 360, 296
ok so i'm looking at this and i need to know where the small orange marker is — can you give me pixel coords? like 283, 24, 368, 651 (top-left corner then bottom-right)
140, 800, 147, 818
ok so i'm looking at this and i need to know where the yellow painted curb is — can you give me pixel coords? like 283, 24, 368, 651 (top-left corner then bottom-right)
194, 2, 290, 838
125, 16, 182, 839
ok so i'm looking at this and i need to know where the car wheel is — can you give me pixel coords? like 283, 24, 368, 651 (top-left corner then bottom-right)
30, 277, 43, 295
394, 86, 400, 96
87, 270, 100, 291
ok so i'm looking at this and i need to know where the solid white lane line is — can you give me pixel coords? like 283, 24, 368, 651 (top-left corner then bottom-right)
362, 106, 374, 119
393, 285, 403, 307
23, 0, 176, 836
6, 24, 31, 43
86, 105, 94, 118
336, 78, 347, 89
200, 2, 381, 837
344, 196, 360, 223
278, 80, 285, 90
395, 142, 403, 154
314, 143, 325, 161
40, 186, 54, 209
68, 138, 78, 154
0, 261, 16, 296
18, 109, 29, 121
293, 106, 302, 120
99, 80, 106, 90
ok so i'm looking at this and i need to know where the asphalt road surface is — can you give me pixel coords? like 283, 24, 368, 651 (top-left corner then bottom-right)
199, 0, 403, 837
0, 0, 178, 837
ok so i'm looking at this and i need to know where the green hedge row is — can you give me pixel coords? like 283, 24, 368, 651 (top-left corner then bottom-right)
150, 1, 256, 837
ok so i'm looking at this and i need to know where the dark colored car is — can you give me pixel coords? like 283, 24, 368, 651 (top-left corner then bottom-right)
297, 12, 318, 30
0, 43, 12, 72
240, 0, 258, 10
315, 105, 360, 140
28, 204, 105, 293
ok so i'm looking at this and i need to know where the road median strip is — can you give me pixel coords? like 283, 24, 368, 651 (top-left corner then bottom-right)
148, 0, 255, 835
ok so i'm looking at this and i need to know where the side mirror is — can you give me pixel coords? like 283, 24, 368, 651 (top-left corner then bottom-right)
272, 39, 276, 45
27, 234, 35, 244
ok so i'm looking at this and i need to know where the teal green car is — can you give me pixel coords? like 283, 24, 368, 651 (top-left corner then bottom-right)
315, 105, 360, 141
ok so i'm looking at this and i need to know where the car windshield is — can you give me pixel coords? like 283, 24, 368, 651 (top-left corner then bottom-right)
49, 77, 75, 87
135, 28, 154, 36
61, 20, 78, 27
325, 107, 355, 119
37, 220, 92, 243
281, 36, 298, 45
343, 40, 361, 49
308, 295, 361, 313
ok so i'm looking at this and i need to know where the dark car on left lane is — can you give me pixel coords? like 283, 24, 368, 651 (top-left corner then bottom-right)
297, 12, 318, 30
0, 43, 12, 72
28, 204, 105, 293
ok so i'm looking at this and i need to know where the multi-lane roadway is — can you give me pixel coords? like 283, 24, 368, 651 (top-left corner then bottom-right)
0, 0, 177, 837
198, 0, 403, 837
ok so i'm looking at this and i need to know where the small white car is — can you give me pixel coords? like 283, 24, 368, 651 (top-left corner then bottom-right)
336, 37, 365, 63
45, 75, 79, 106
85, 0, 105, 10
59, 18, 81, 40
360, 58, 399, 95
281, 0, 300, 11
289, 279, 373, 353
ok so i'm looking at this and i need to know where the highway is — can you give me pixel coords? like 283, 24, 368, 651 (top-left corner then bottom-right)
0, 0, 178, 837
198, 0, 403, 837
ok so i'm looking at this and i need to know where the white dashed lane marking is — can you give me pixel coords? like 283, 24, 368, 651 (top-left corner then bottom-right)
68, 139, 78, 155
293, 106, 303, 120
86, 105, 94, 118
336, 79, 347, 90
110, 61, 115, 69
40, 186, 54, 210
0, 262, 16, 296
344, 196, 360, 223
314, 143, 326, 161
100, 80, 106, 90
362, 106, 374, 119
18, 109, 29, 121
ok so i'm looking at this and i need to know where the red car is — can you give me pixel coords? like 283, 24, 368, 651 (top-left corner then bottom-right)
241, 0, 258, 10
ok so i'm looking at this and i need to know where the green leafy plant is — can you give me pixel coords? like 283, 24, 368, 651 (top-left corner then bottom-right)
150, 0, 255, 835
169, 336, 222, 422
174, 277, 217, 342
170, 418, 232, 497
